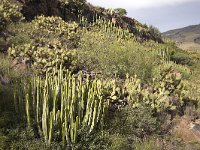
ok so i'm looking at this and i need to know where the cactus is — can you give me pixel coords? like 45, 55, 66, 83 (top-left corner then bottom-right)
48, 111, 53, 145
14, 68, 105, 146
25, 92, 31, 128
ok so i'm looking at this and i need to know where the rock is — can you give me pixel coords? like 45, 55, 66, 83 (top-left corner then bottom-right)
190, 119, 200, 132
166, 95, 179, 106
14, 63, 27, 72
22, 57, 31, 66
11, 57, 19, 68
172, 116, 200, 143
11, 57, 29, 73
0, 75, 10, 85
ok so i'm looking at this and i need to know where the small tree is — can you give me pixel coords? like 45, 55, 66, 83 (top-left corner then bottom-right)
113, 8, 127, 16
148, 25, 162, 39
59, 0, 86, 5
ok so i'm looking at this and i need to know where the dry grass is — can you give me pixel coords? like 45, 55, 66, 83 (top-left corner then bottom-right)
178, 42, 200, 51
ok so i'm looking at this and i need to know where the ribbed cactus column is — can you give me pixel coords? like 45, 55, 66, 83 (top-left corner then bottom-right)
14, 68, 106, 146
25, 92, 31, 128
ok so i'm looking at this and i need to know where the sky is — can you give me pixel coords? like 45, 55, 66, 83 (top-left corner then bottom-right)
87, 0, 200, 32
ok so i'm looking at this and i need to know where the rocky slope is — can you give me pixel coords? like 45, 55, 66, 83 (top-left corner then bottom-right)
163, 24, 200, 50
13, 0, 163, 43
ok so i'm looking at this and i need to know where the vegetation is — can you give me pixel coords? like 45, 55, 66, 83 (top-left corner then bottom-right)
0, 0, 200, 149
113, 8, 127, 16
8, 16, 79, 74
14, 68, 106, 147
148, 25, 162, 41
0, 0, 23, 33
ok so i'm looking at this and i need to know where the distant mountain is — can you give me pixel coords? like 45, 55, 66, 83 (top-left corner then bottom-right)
163, 24, 200, 50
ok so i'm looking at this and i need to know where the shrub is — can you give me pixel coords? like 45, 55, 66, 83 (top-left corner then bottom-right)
78, 28, 156, 80
125, 67, 188, 113
30, 16, 80, 49
148, 25, 162, 40
134, 139, 161, 150
8, 40, 78, 74
0, 0, 23, 33
60, 0, 86, 5
113, 8, 127, 16
9, 34, 31, 47
8, 16, 80, 73
106, 105, 160, 138
153, 61, 191, 80
170, 49, 194, 66
76, 128, 131, 150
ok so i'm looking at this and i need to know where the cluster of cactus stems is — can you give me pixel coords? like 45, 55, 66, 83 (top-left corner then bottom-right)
157, 46, 170, 62
14, 66, 106, 145
13, 65, 195, 146
79, 15, 135, 41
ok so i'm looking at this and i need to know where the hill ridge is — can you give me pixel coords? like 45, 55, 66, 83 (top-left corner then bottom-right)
163, 24, 200, 50
14, 0, 163, 43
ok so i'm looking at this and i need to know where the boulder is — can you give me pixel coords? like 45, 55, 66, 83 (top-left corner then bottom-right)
172, 116, 200, 143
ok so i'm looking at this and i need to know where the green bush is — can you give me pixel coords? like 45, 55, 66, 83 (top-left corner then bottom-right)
0, 0, 23, 33
8, 16, 80, 73
9, 34, 31, 46
124, 67, 188, 113
78, 28, 156, 80
29, 15, 80, 49
106, 105, 160, 138
113, 8, 127, 16
60, 0, 86, 5
153, 61, 191, 80
9, 40, 78, 74
134, 139, 161, 150
0, 128, 62, 150
148, 25, 162, 40
170, 49, 194, 66
76, 128, 131, 150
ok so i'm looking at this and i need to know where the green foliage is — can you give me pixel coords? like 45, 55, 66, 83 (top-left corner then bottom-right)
60, 0, 86, 5
78, 24, 156, 79
125, 68, 187, 112
0, 0, 23, 32
1, 5, 200, 150
31, 16, 79, 47
75, 130, 110, 150
153, 61, 191, 80
124, 106, 159, 137
59, 0, 86, 16
148, 25, 162, 40
9, 34, 31, 46
171, 49, 194, 66
0, 128, 62, 150
113, 8, 127, 16
107, 134, 130, 150
9, 41, 78, 74
134, 139, 161, 150
8, 16, 80, 73
105, 105, 160, 138
14, 68, 106, 146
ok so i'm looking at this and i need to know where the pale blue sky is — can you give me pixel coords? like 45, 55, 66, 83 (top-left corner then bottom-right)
87, 0, 200, 32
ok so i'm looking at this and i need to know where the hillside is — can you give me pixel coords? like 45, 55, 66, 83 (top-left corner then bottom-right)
1, 0, 200, 149
163, 24, 200, 50
11, 0, 163, 43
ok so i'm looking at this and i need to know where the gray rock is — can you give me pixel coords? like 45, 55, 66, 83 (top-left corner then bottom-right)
0, 75, 10, 85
